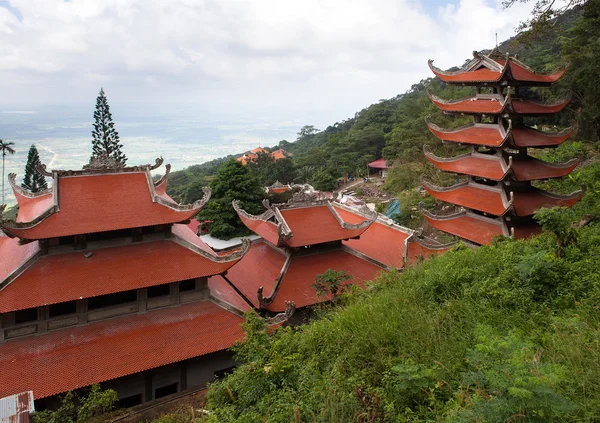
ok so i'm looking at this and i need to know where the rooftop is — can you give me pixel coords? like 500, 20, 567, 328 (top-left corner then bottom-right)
0, 301, 244, 399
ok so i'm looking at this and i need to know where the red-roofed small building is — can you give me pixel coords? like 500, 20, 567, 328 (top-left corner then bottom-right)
368, 158, 390, 178
0, 154, 258, 409
229, 199, 452, 314
236, 147, 291, 165
422, 49, 583, 245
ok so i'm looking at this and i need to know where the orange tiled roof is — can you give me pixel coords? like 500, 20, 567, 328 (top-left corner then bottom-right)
511, 97, 570, 114
0, 236, 40, 285
430, 96, 505, 114
268, 249, 382, 312
511, 127, 574, 148
426, 122, 507, 147
421, 209, 507, 245
4, 172, 205, 240
424, 150, 508, 181
422, 181, 510, 216
508, 62, 566, 84
211, 241, 288, 309
280, 205, 371, 247
511, 157, 579, 181
0, 301, 244, 399
430, 65, 503, 83
236, 213, 281, 246
337, 208, 410, 269
512, 188, 584, 216
0, 225, 243, 313
271, 149, 289, 160
406, 239, 453, 267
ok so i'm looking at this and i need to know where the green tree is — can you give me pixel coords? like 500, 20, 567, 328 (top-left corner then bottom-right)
312, 269, 352, 298
310, 169, 337, 191
1, 139, 16, 205
198, 159, 264, 239
32, 385, 117, 423
296, 165, 315, 183
90, 88, 127, 165
561, 0, 600, 140
22, 144, 48, 193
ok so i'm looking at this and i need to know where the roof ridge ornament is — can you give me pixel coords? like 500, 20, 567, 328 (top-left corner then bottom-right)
83, 153, 125, 171
37, 156, 166, 177
8, 173, 52, 198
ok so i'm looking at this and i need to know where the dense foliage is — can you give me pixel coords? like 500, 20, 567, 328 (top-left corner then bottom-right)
204, 157, 600, 422
197, 159, 265, 239
33, 385, 117, 423
22, 144, 48, 193
90, 88, 127, 166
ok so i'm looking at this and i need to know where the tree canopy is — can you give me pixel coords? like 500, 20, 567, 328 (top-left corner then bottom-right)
22, 144, 48, 193
90, 88, 127, 166
197, 159, 265, 240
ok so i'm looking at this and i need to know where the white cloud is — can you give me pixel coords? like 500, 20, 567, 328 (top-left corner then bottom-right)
0, 0, 539, 122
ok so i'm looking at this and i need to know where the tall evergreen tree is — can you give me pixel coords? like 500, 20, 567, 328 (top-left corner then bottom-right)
198, 159, 265, 240
90, 88, 127, 165
1, 139, 16, 205
22, 144, 48, 193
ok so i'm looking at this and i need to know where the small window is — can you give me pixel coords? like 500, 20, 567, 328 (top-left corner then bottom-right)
88, 290, 137, 310
154, 383, 178, 399
147, 284, 170, 298
15, 307, 38, 324
179, 279, 196, 292
117, 393, 143, 409
49, 301, 77, 318
214, 366, 236, 380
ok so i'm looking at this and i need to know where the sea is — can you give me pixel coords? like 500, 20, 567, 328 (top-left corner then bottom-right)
0, 106, 307, 205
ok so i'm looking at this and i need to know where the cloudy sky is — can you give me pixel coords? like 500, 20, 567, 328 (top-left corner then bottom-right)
0, 0, 539, 126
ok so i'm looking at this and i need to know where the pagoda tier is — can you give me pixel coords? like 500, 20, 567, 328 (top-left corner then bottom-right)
428, 91, 571, 116
0, 224, 248, 313
1, 157, 209, 241
422, 50, 581, 245
428, 51, 566, 87
426, 119, 575, 149
424, 147, 579, 182
232, 201, 376, 248
422, 178, 584, 217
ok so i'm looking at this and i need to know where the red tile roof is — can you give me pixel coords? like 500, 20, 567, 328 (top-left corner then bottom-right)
512, 189, 584, 217
268, 249, 382, 312
208, 276, 253, 313
212, 241, 287, 308
427, 122, 507, 147
422, 211, 507, 245
0, 225, 242, 313
280, 205, 371, 247
511, 127, 574, 148
0, 236, 39, 286
431, 97, 504, 114
13, 192, 54, 224
422, 182, 509, 216
430, 66, 503, 83
271, 149, 290, 160
0, 301, 244, 399
512, 222, 543, 240
236, 213, 281, 246
337, 208, 410, 269
5, 172, 204, 240
511, 97, 570, 114
511, 157, 579, 181
508, 62, 566, 84
368, 158, 390, 169
425, 151, 508, 181
406, 239, 453, 267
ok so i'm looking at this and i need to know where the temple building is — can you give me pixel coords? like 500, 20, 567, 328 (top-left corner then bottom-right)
421, 50, 583, 245
236, 147, 292, 166
0, 155, 261, 409
218, 196, 452, 314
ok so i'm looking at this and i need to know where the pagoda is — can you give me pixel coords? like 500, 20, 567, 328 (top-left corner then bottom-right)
420, 50, 584, 245
223, 195, 453, 314
0, 154, 283, 408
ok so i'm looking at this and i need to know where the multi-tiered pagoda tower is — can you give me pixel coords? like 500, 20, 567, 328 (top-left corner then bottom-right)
420, 50, 584, 245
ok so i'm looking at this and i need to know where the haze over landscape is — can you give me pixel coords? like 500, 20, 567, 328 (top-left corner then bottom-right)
1, 0, 539, 203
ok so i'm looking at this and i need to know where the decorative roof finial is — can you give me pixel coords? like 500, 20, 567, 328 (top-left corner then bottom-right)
83, 153, 125, 171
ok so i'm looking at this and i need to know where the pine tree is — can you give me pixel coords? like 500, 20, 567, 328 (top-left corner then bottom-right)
22, 144, 48, 193
90, 88, 127, 165
198, 159, 265, 239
